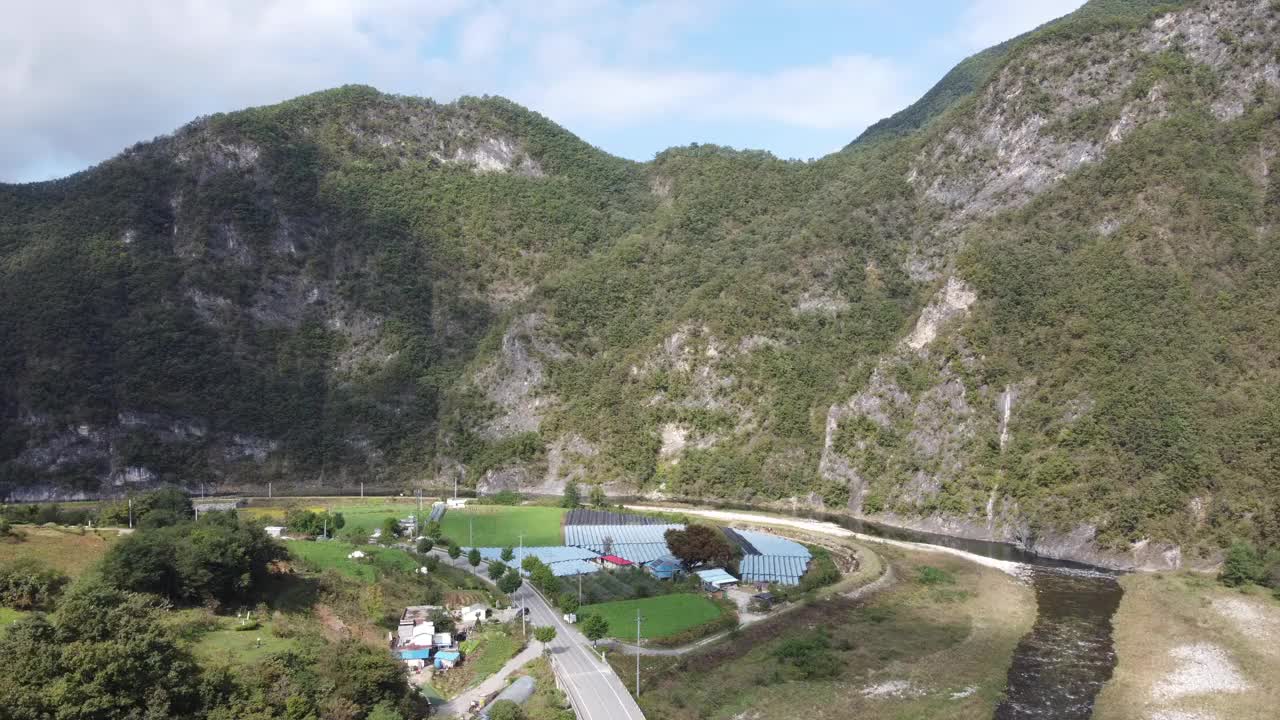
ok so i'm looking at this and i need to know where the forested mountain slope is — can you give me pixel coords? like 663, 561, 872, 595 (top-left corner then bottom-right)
2, 0, 1278, 569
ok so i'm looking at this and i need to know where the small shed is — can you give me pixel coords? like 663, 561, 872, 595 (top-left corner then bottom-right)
446, 497, 469, 509
599, 554, 634, 569
263, 526, 286, 538
695, 567, 738, 590
434, 650, 462, 669
645, 554, 682, 580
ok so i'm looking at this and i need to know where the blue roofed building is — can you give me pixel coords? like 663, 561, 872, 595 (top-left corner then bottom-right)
645, 554, 683, 580
434, 650, 462, 669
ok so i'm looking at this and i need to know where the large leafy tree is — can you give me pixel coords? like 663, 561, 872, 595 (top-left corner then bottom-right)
664, 524, 737, 570
0, 583, 202, 719
101, 512, 283, 606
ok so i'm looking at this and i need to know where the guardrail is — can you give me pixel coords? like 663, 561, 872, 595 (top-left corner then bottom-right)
549, 655, 586, 719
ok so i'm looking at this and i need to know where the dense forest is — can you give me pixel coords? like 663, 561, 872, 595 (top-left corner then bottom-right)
2, 0, 1279, 569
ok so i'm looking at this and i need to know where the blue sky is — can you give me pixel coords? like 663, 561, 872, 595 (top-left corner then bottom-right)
0, 0, 1084, 182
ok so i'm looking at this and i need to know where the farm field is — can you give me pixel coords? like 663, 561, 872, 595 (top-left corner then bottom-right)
582, 593, 725, 641
0, 526, 124, 577
439, 506, 565, 548
284, 539, 418, 581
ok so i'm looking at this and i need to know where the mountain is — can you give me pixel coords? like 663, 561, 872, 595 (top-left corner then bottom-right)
3, 0, 1279, 569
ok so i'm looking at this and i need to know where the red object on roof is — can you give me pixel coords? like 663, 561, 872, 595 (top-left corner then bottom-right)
600, 555, 633, 566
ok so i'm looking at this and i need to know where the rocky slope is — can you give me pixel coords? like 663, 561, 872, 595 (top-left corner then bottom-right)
3, 0, 1279, 568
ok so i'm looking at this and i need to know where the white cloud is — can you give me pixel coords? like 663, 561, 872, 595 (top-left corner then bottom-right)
953, 0, 1086, 52
0, 0, 471, 181
529, 54, 912, 133
459, 9, 510, 63
0, 0, 1089, 181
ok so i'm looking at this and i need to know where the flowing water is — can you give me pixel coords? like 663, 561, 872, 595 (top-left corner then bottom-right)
706, 502, 1125, 720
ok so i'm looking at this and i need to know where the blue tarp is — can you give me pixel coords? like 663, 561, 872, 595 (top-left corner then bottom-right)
398, 649, 432, 660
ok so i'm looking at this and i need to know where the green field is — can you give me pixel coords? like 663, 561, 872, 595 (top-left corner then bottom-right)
581, 593, 725, 641
0, 607, 28, 636
243, 498, 423, 533
439, 506, 565, 547
284, 540, 418, 581
192, 618, 300, 664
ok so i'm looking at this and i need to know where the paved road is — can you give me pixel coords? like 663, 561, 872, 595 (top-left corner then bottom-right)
436, 552, 646, 720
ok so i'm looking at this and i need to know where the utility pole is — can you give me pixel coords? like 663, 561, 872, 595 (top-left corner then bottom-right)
360, 481, 364, 498
469, 516, 474, 548
128, 498, 133, 529
636, 610, 643, 697
578, 572, 583, 605
268, 482, 272, 499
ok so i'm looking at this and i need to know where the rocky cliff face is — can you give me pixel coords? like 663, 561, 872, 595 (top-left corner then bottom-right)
4, 1, 1280, 569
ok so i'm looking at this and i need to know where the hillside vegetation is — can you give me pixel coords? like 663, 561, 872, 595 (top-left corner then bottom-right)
2, 0, 1279, 569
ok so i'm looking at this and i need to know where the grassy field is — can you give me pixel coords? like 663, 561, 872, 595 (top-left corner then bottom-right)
284, 540, 418, 581
439, 506, 565, 547
0, 526, 123, 577
0, 607, 28, 636
242, 498, 424, 533
614, 546, 1035, 720
242, 499, 567, 546
192, 618, 301, 665
1094, 573, 1280, 720
582, 593, 725, 641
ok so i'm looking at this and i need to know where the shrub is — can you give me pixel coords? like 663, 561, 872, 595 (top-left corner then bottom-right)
0, 559, 69, 610
917, 566, 955, 585
1220, 542, 1266, 587
772, 631, 843, 679
487, 700, 525, 720
798, 547, 841, 592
